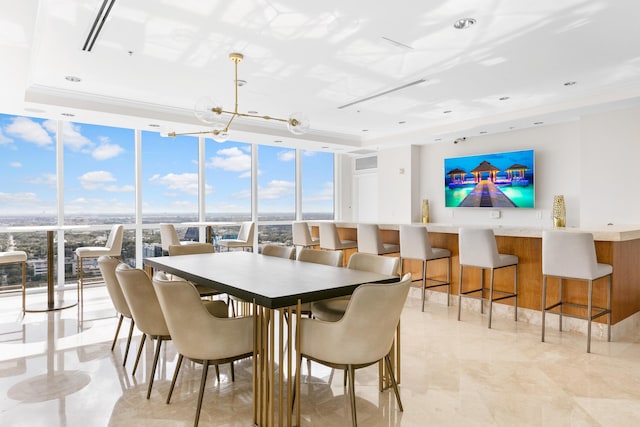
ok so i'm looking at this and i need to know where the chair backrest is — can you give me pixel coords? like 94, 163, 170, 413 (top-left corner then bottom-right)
105, 224, 124, 256
542, 230, 600, 279
319, 222, 341, 249
357, 224, 383, 254
115, 264, 169, 337
237, 221, 255, 243
97, 255, 131, 318
300, 273, 411, 366
262, 244, 296, 259
152, 274, 253, 361
292, 221, 314, 246
297, 247, 343, 266
458, 228, 501, 268
399, 224, 434, 260
347, 252, 399, 276
159, 223, 180, 252
168, 243, 214, 256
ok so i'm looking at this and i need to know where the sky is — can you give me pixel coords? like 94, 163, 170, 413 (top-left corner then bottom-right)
0, 113, 333, 218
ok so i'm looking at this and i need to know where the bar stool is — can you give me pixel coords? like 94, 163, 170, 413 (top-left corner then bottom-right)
457, 228, 518, 328
399, 225, 451, 311
76, 224, 124, 313
541, 230, 612, 353
292, 221, 319, 248
319, 222, 357, 252
0, 251, 28, 314
357, 224, 400, 255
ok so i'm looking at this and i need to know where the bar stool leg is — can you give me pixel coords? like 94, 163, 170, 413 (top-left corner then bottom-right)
488, 269, 495, 329
607, 275, 612, 342
480, 268, 484, 314
445, 257, 451, 306
514, 265, 518, 321
457, 265, 464, 321
421, 260, 427, 312
587, 279, 593, 353
541, 275, 547, 342
21, 260, 27, 315
558, 279, 563, 332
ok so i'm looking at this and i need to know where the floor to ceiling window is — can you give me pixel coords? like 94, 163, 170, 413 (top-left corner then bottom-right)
301, 150, 334, 220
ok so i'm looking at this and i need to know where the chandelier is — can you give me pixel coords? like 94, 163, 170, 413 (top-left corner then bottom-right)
163, 53, 310, 142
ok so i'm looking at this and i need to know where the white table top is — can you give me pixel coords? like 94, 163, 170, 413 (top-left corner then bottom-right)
144, 251, 396, 309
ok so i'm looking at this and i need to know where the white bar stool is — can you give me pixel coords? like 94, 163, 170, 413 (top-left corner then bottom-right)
457, 228, 518, 328
399, 225, 451, 311
319, 222, 357, 251
357, 224, 400, 255
292, 221, 319, 248
0, 251, 28, 314
541, 230, 612, 353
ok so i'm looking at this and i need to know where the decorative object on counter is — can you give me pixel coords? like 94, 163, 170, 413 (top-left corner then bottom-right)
552, 195, 566, 228
421, 199, 430, 223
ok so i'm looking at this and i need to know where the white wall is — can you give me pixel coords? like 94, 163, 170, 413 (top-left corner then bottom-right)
340, 105, 640, 227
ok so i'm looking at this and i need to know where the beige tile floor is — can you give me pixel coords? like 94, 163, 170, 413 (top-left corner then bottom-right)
1, 285, 640, 427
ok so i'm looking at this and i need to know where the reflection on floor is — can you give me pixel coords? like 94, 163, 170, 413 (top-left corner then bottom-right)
1, 285, 640, 426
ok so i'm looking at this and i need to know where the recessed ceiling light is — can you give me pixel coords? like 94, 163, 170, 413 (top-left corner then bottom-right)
479, 131, 488, 134
443, 110, 452, 114
398, 121, 406, 124
61, 112, 75, 117
274, 140, 283, 143
563, 81, 577, 86
499, 96, 510, 101
237, 79, 247, 87
509, 126, 516, 130
453, 18, 476, 30
248, 110, 258, 114
322, 146, 329, 149
148, 124, 160, 127
362, 129, 369, 132
534, 121, 544, 125
435, 138, 442, 142
65, 75, 81, 82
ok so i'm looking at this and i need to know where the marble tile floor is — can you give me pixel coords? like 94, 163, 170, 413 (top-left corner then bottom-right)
1, 286, 640, 427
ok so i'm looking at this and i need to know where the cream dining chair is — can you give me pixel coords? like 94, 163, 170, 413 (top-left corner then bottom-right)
261, 244, 296, 259
159, 223, 199, 255
167, 243, 221, 299
296, 273, 412, 427
0, 250, 28, 314
399, 224, 451, 311
217, 221, 255, 252
152, 274, 253, 427
319, 222, 357, 255
541, 230, 612, 353
76, 224, 124, 314
97, 256, 135, 366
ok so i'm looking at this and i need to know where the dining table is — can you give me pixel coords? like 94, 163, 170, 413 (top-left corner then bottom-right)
144, 250, 397, 427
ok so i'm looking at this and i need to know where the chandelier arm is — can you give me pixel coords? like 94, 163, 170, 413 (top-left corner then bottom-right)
235, 112, 289, 123
165, 130, 218, 137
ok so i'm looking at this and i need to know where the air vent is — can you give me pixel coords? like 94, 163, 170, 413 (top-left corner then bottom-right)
338, 79, 426, 109
355, 156, 378, 171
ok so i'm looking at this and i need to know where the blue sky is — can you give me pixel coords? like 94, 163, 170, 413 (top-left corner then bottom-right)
0, 113, 333, 217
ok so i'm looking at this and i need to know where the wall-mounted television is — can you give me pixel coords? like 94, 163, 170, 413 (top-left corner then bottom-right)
444, 149, 535, 208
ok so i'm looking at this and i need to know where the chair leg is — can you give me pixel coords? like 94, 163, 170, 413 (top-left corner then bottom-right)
112, 314, 124, 351
558, 278, 563, 332
21, 261, 26, 314
607, 275, 612, 342
421, 260, 427, 312
77, 256, 83, 316
457, 265, 464, 321
488, 269, 495, 329
167, 354, 184, 404
147, 337, 164, 399
215, 364, 220, 382
587, 280, 593, 353
230, 361, 235, 382
480, 268, 484, 314
384, 355, 403, 411
133, 333, 147, 375
513, 264, 518, 321
347, 365, 357, 427
194, 361, 210, 427
123, 319, 135, 366
541, 275, 547, 342
446, 257, 451, 306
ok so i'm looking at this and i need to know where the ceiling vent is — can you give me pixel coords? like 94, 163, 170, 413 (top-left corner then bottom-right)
355, 156, 378, 171
82, 0, 117, 52
337, 79, 426, 109
348, 148, 377, 156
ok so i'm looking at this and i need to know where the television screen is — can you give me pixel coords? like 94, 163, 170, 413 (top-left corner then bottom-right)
444, 149, 535, 208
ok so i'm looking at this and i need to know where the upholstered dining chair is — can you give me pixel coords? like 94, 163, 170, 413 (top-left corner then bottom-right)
152, 274, 253, 427
296, 273, 412, 427
262, 244, 296, 259
296, 247, 343, 266
167, 243, 221, 299
457, 227, 518, 329
399, 224, 451, 311
310, 252, 399, 322
356, 223, 400, 255
292, 221, 319, 248
0, 250, 27, 314
97, 256, 135, 366
76, 224, 124, 314
541, 230, 612, 353
218, 221, 255, 252
160, 223, 198, 255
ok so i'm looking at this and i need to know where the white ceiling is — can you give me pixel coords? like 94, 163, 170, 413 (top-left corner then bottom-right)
2, 0, 640, 152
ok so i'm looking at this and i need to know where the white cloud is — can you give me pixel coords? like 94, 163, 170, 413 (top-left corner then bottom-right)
10, 162, 22, 167
303, 181, 334, 202
92, 143, 124, 160
151, 172, 200, 196
6, 117, 53, 146
104, 184, 135, 193
302, 150, 317, 157
28, 173, 56, 187
278, 150, 295, 161
59, 121, 93, 151
259, 180, 295, 200
206, 147, 251, 172
79, 170, 116, 190
0, 192, 39, 204
232, 189, 251, 199
0, 128, 12, 144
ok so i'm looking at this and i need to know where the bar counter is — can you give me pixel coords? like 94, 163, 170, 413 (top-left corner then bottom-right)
308, 222, 640, 325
